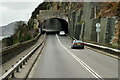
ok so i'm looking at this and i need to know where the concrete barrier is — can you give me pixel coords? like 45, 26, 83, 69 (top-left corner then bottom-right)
1, 33, 41, 64
0, 33, 46, 80
2, 33, 41, 55
84, 42, 120, 56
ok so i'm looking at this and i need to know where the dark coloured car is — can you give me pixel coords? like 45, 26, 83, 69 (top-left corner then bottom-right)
71, 40, 84, 49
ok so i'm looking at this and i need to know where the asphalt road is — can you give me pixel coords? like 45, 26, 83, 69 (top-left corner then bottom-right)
29, 34, 118, 79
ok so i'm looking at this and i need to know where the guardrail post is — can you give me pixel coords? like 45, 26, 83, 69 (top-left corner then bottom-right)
28, 57, 29, 60
16, 67, 19, 72
11, 72, 15, 78
12, 65, 14, 67
19, 58, 23, 68
16, 61, 18, 63
26, 59, 27, 62
3, 78, 8, 80
23, 61, 25, 65
5, 70, 8, 73
29, 54, 32, 58
118, 53, 120, 57
20, 64, 22, 68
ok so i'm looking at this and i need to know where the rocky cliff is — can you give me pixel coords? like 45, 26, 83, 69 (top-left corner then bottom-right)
31, 2, 120, 47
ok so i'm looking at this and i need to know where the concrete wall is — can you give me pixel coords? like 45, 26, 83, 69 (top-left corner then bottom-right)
2, 34, 41, 64
80, 3, 93, 40
99, 18, 108, 43
74, 10, 82, 39
38, 10, 68, 24
67, 2, 116, 44
83, 20, 93, 40
75, 23, 82, 40
68, 9, 74, 37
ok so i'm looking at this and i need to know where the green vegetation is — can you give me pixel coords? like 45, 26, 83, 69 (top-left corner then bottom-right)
118, 1, 120, 10
118, 33, 120, 45
98, 2, 120, 17
2, 21, 39, 47
31, 2, 50, 19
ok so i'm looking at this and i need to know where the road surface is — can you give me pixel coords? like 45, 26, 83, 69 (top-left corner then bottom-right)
28, 34, 118, 79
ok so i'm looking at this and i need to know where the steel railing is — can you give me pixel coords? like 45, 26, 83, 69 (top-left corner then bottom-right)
0, 34, 46, 80
72, 37, 120, 56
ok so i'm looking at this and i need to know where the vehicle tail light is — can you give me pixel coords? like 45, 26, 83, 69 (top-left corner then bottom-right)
81, 43, 84, 45
73, 43, 76, 44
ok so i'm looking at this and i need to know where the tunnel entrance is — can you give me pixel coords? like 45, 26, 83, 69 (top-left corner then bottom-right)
42, 18, 68, 34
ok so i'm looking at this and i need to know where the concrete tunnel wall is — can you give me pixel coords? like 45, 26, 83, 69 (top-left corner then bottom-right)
42, 18, 68, 33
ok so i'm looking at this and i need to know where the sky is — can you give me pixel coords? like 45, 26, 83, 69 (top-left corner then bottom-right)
0, 0, 44, 26
0, 0, 118, 26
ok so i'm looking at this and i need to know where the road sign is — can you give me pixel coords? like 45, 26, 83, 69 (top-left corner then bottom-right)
96, 23, 100, 42
96, 28, 100, 32
96, 23, 100, 28
39, 28, 41, 33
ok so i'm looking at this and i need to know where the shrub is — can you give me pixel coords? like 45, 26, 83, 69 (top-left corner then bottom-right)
3, 37, 14, 46
118, 33, 120, 45
118, 1, 120, 9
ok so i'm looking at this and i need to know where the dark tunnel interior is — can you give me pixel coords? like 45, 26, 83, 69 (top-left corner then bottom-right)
42, 18, 68, 34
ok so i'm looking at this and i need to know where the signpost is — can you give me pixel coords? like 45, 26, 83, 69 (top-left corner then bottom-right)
96, 23, 100, 42
38, 28, 41, 33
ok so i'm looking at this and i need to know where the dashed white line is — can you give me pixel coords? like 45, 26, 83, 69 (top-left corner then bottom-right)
56, 34, 104, 80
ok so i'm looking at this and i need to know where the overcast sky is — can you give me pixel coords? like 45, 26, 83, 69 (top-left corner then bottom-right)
0, 0, 43, 26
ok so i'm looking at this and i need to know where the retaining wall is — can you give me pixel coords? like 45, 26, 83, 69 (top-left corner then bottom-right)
1, 33, 41, 64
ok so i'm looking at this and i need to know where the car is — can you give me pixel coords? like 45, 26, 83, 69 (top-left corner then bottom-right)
71, 40, 84, 49
59, 31, 65, 36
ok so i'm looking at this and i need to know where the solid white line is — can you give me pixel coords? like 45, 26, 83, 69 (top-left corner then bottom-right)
56, 34, 104, 80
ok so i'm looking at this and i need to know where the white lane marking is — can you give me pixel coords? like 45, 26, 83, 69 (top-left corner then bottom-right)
56, 34, 104, 80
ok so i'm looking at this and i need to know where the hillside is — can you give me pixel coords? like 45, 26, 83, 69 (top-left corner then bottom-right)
98, 2, 120, 18
2, 20, 38, 47
0, 22, 16, 37
32, 2, 120, 19
0, 21, 27, 37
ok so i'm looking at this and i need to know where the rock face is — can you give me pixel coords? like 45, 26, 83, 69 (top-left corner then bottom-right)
112, 19, 120, 45
67, 3, 116, 44
32, 2, 120, 46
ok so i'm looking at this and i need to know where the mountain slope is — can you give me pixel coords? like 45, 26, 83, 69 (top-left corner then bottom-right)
0, 21, 27, 37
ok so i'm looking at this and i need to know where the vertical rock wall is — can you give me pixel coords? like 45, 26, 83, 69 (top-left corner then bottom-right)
38, 2, 117, 45
67, 2, 116, 44
105, 18, 116, 43
68, 9, 74, 37
90, 19, 100, 41
99, 18, 108, 43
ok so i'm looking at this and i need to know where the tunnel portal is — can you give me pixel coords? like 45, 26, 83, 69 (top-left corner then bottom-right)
42, 18, 68, 34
